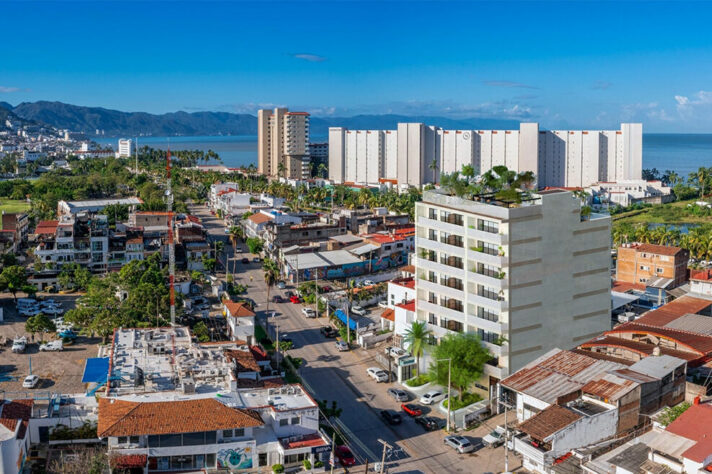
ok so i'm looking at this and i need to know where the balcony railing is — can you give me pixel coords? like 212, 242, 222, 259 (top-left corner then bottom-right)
441, 299, 463, 313
440, 278, 463, 291
474, 267, 506, 279
441, 235, 463, 248
443, 214, 464, 226
478, 288, 504, 301
439, 256, 463, 270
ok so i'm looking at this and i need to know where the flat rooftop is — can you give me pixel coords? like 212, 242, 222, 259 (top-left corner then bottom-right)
109, 327, 244, 396
284, 249, 361, 271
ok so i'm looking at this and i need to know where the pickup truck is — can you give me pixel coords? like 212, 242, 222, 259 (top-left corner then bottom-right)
483, 426, 506, 448
11, 337, 27, 353
39, 340, 63, 351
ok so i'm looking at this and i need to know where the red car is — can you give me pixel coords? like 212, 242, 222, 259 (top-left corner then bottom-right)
334, 445, 356, 466
401, 403, 423, 417
289, 295, 301, 304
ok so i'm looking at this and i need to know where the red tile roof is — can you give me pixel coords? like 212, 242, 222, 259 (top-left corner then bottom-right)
249, 345, 269, 361
136, 211, 172, 216
248, 213, 272, 224
612, 281, 647, 293
396, 300, 415, 312
627, 243, 685, 256
111, 454, 147, 469
634, 296, 712, 327
518, 404, 581, 440
225, 349, 261, 373
363, 232, 412, 244
0, 399, 33, 439
666, 402, 712, 462
34, 220, 58, 235
224, 300, 256, 318
690, 269, 712, 282
280, 432, 328, 450
391, 277, 415, 289
381, 308, 395, 322
97, 398, 262, 437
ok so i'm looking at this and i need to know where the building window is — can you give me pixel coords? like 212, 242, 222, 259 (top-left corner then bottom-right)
477, 329, 499, 344
477, 219, 499, 234
428, 208, 437, 220
234, 428, 245, 437
130, 436, 139, 444
118, 436, 127, 445
223, 429, 233, 438
280, 418, 289, 426
291, 416, 300, 424
477, 307, 499, 322
656, 267, 664, 273
428, 313, 437, 325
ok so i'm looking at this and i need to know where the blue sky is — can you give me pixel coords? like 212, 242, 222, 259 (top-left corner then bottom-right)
3, 1, 712, 132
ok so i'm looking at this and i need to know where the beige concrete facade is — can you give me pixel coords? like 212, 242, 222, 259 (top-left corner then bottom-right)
257, 108, 310, 179
413, 189, 612, 399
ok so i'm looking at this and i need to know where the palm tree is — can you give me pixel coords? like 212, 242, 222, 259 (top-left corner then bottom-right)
404, 321, 432, 375
262, 258, 279, 314
277, 162, 286, 180
429, 159, 439, 184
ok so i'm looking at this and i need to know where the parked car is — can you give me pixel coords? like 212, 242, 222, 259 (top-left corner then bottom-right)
19, 308, 42, 317
482, 426, 506, 448
289, 295, 301, 304
58, 330, 78, 340
363, 279, 376, 286
320, 326, 338, 338
384, 346, 408, 358
444, 435, 475, 454
380, 409, 402, 425
401, 403, 422, 417
320, 285, 332, 292
11, 337, 27, 353
39, 340, 63, 352
334, 445, 356, 466
285, 290, 295, 298
253, 257, 261, 263
22, 375, 39, 389
277, 281, 286, 289
241, 257, 249, 264
415, 416, 440, 431
335, 340, 349, 352
387, 388, 410, 402
377, 300, 388, 309
420, 390, 446, 405
366, 367, 389, 383
272, 295, 283, 303
351, 305, 367, 316
301, 308, 316, 318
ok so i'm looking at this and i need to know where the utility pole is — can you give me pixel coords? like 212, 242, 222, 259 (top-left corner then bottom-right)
166, 148, 176, 327
329, 433, 336, 474
314, 268, 319, 317
377, 438, 392, 474
499, 396, 514, 474
437, 358, 452, 432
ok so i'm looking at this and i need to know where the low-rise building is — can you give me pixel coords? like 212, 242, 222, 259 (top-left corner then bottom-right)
1, 212, 29, 244
589, 180, 674, 207
57, 197, 143, 216
616, 243, 689, 288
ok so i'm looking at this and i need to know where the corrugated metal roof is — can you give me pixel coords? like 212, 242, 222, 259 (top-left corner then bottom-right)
518, 404, 581, 441
646, 431, 696, 458
579, 336, 700, 362
501, 349, 626, 404
627, 355, 686, 379
665, 313, 712, 335
581, 372, 637, 402
635, 296, 712, 327
608, 323, 712, 355
284, 249, 361, 271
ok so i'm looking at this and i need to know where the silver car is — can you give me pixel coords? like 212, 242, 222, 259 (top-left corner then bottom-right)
444, 435, 475, 454
387, 388, 409, 402
335, 340, 349, 352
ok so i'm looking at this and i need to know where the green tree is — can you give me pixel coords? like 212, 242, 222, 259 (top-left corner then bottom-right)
21, 284, 38, 298
428, 333, 491, 401
404, 321, 432, 374
317, 400, 343, 419
26, 313, 56, 342
0, 265, 28, 302
192, 321, 210, 342
246, 237, 264, 255
202, 256, 217, 272
263, 258, 279, 313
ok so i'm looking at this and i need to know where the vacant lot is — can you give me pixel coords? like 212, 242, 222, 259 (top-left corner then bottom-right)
0, 293, 101, 395
0, 199, 31, 216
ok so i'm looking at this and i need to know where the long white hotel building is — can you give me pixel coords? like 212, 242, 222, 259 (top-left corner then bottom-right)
329, 122, 642, 188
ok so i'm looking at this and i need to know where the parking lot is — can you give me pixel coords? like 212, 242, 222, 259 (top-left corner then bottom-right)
0, 293, 100, 394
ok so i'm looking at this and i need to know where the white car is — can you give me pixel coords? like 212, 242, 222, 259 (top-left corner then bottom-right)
39, 340, 63, 352
40, 306, 64, 316
444, 435, 475, 454
377, 300, 388, 309
420, 390, 446, 405
22, 375, 39, 389
367, 367, 389, 383
11, 337, 27, 353
301, 308, 316, 318
384, 346, 408, 358
482, 426, 506, 448
19, 308, 41, 317
335, 340, 349, 352
363, 280, 376, 286
351, 305, 367, 316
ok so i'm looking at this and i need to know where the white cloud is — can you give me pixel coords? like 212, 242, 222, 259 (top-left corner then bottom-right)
0, 86, 20, 93
483, 80, 538, 90
674, 90, 712, 119
292, 53, 326, 62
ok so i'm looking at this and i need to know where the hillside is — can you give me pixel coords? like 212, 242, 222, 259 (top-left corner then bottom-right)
9, 100, 522, 137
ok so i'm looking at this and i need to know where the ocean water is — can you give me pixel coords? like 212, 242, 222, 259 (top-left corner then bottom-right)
96, 133, 712, 176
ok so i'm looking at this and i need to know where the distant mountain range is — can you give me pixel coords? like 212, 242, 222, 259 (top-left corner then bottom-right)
0, 100, 522, 137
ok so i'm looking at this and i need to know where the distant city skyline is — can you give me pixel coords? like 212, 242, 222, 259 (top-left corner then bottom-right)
3, 1, 712, 132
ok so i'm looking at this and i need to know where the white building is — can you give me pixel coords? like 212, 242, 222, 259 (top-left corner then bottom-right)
117, 138, 133, 158
258, 108, 310, 179
329, 122, 642, 188
413, 189, 612, 399
588, 179, 673, 207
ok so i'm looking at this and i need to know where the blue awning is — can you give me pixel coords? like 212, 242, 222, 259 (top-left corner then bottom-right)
334, 309, 357, 330
82, 357, 110, 384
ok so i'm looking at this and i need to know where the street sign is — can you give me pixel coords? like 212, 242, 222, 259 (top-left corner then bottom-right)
398, 356, 416, 367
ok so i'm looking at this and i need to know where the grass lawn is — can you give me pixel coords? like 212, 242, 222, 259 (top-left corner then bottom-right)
443, 392, 483, 411
0, 200, 30, 220
612, 198, 712, 225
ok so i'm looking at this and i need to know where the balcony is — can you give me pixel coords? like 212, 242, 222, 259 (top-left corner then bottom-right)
418, 216, 464, 235
440, 235, 464, 248
468, 291, 508, 312
417, 236, 465, 257
442, 214, 464, 227
419, 278, 464, 300
467, 269, 508, 289
466, 226, 504, 245
418, 299, 467, 323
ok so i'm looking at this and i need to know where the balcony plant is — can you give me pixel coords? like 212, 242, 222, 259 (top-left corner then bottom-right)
496, 271, 506, 280
498, 246, 505, 256
471, 245, 484, 253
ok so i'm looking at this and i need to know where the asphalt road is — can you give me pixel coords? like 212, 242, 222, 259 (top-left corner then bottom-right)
191, 204, 518, 474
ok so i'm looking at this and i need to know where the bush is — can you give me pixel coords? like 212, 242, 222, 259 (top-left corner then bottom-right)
272, 464, 285, 473
314, 460, 324, 468
405, 374, 430, 387
443, 392, 483, 411
303, 459, 312, 470
658, 402, 691, 426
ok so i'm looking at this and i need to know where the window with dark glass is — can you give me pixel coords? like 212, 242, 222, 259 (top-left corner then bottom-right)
183, 432, 205, 446
159, 434, 181, 447
205, 431, 216, 444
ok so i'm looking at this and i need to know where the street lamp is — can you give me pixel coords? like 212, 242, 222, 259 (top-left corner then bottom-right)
436, 358, 452, 432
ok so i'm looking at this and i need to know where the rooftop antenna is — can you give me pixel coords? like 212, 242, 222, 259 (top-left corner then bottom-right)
166, 142, 176, 326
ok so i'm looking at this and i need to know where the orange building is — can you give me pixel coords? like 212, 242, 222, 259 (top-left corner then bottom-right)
616, 243, 689, 288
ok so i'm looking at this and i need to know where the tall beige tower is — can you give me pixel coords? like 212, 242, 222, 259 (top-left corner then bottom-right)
257, 108, 310, 179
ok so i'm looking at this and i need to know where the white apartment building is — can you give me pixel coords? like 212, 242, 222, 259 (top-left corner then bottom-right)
117, 138, 133, 158
258, 108, 310, 179
329, 122, 642, 188
587, 179, 673, 207
412, 189, 611, 399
